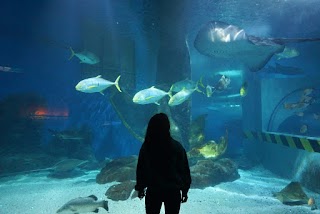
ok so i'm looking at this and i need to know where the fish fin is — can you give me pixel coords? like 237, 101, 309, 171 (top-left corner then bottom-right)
155, 102, 160, 105
68, 47, 75, 60
100, 91, 105, 95
168, 90, 173, 98
88, 195, 98, 200
114, 75, 122, 92
93, 209, 99, 213
95, 75, 102, 78
103, 200, 109, 211
198, 76, 205, 88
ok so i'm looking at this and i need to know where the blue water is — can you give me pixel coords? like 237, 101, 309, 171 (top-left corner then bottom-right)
0, 0, 320, 213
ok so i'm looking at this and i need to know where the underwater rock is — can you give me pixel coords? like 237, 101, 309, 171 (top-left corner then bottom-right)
96, 156, 137, 184
190, 158, 239, 189
273, 181, 309, 205
105, 181, 136, 201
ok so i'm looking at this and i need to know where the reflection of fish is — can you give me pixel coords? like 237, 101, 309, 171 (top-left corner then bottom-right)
194, 21, 320, 72
69, 47, 100, 64
75, 75, 121, 94
133, 86, 170, 105
48, 129, 84, 141
57, 195, 108, 213
168, 87, 197, 106
240, 82, 248, 97
300, 124, 308, 134
275, 47, 299, 60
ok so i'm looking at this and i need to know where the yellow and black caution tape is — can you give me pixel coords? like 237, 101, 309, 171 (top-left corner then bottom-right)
243, 131, 320, 153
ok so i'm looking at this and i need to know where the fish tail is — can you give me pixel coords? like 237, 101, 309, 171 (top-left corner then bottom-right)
103, 200, 109, 211
114, 75, 122, 92
198, 76, 205, 88
68, 47, 75, 60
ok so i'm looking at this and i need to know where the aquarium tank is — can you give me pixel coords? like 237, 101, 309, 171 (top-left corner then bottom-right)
0, 0, 320, 213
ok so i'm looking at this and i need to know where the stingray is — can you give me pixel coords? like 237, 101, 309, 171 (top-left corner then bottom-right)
194, 21, 320, 72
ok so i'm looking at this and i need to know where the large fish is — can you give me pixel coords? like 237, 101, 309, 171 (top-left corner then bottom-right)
194, 21, 320, 72
69, 47, 100, 65
75, 75, 121, 94
56, 195, 108, 214
168, 87, 197, 106
133, 86, 170, 105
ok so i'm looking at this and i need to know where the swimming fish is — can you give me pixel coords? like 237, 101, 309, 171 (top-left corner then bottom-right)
133, 86, 171, 105
206, 85, 214, 98
215, 75, 231, 91
0, 65, 23, 73
300, 124, 308, 134
75, 75, 121, 94
275, 47, 300, 60
56, 195, 109, 214
194, 21, 320, 72
69, 47, 100, 65
48, 129, 84, 141
169, 77, 204, 93
240, 82, 248, 97
169, 79, 198, 93
168, 87, 197, 106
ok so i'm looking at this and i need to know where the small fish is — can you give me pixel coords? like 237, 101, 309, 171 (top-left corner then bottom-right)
295, 112, 304, 117
69, 47, 100, 65
313, 113, 320, 120
48, 129, 84, 141
303, 88, 314, 96
168, 87, 197, 106
56, 195, 108, 214
300, 124, 308, 134
300, 95, 313, 104
75, 75, 121, 94
215, 75, 231, 91
133, 86, 171, 105
0, 65, 23, 73
206, 85, 213, 97
275, 46, 299, 60
308, 197, 318, 210
308, 197, 315, 206
240, 82, 248, 97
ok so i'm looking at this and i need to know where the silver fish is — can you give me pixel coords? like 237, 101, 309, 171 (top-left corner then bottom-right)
69, 47, 100, 65
75, 75, 121, 94
56, 195, 108, 214
133, 86, 170, 105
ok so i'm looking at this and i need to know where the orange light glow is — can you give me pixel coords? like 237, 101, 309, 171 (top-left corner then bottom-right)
23, 106, 69, 120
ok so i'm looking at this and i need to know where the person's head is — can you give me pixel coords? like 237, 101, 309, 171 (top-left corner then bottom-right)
144, 113, 171, 145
